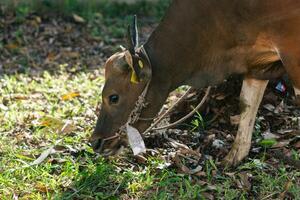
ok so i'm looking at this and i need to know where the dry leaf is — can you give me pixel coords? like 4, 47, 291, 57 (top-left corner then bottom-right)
173, 153, 202, 175
35, 116, 76, 134
225, 172, 235, 177
202, 192, 214, 200
61, 92, 80, 101
274, 100, 285, 114
60, 120, 77, 134
238, 172, 252, 191
35, 182, 49, 193
12, 94, 29, 100
30, 140, 62, 166
73, 14, 85, 23
0, 104, 8, 111
35, 16, 42, 23
215, 94, 226, 100
134, 155, 147, 164
212, 139, 225, 149
263, 104, 275, 112
189, 165, 203, 174
272, 140, 291, 148
262, 130, 280, 140
293, 140, 300, 149
126, 124, 146, 155
195, 171, 207, 177
5, 43, 18, 50
38, 116, 61, 126
46, 52, 57, 62
63, 51, 80, 58
279, 181, 293, 199
30, 146, 56, 166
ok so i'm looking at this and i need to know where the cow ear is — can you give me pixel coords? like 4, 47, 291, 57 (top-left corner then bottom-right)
124, 51, 151, 84
124, 15, 151, 83
132, 55, 152, 83
136, 58, 151, 82
126, 15, 139, 54
124, 51, 139, 83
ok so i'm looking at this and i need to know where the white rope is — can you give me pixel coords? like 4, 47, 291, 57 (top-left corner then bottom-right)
142, 87, 193, 134
110, 46, 211, 141
128, 81, 150, 124
150, 86, 211, 131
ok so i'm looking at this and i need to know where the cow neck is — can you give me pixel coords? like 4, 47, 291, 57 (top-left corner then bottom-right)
107, 46, 152, 141
127, 69, 150, 124
126, 46, 152, 125
125, 1, 215, 132
142, 0, 228, 90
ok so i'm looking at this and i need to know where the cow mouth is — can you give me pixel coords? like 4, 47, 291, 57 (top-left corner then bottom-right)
92, 137, 127, 156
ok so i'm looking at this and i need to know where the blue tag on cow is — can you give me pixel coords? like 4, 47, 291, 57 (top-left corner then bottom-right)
275, 81, 286, 93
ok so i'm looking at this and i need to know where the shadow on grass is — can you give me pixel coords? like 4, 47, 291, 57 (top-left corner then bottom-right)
55, 157, 125, 200
54, 153, 207, 200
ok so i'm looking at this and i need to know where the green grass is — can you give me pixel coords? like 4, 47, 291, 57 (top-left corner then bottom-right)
0, 1, 299, 198
0, 0, 171, 20
0, 70, 104, 198
0, 69, 299, 199
0, 0, 171, 45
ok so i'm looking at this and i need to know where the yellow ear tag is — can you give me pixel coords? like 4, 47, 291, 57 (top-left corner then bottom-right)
124, 51, 140, 84
130, 70, 139, 84
138, 60, 144, 69
129, 64, 139, 84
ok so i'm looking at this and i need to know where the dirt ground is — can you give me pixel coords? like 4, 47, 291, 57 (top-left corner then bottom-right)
1, 8, 300, 174
1, 11, 300, 199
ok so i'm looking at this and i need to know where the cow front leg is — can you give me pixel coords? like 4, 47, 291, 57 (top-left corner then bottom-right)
224, 78, 268, 166
294, 87, 300, 105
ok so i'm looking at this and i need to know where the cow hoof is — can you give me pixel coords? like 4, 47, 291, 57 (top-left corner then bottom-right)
223, 145, 248, 167
294, 96, 300, 107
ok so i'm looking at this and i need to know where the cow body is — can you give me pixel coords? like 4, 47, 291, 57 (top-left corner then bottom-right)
145, 0, 299, 88
91, 0, 300, 165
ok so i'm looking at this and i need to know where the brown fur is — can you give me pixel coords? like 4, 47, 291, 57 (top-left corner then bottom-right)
91, 0, 300, 164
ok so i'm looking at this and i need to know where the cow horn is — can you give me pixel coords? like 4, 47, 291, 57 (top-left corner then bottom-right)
119, 45, 126, 51
132, 15, 139, 50
126, 15, 139, 54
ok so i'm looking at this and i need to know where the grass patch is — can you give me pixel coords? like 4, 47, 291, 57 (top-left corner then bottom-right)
0, 70, 299, 199
0, 0, 171, 20
0, 1, 299, 198
1, 0, 171, 45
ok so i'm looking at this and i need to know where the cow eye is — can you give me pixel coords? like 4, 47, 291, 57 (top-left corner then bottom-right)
109, 94, 119, 104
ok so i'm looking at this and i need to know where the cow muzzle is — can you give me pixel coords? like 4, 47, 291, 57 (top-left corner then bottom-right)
90, 134, 127, 156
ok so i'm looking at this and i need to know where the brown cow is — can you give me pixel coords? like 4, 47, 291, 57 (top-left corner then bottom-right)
90, 0, 300, 166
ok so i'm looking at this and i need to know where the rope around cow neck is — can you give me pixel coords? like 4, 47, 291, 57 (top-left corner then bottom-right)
148, 86, 211, 132
142, 86, 211, 133
98, 46, 211, 154
130, 46, 211, 134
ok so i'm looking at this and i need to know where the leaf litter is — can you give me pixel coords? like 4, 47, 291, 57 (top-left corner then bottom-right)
0, 10, 299, 199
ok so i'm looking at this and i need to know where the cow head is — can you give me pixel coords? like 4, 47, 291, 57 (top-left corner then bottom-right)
90, 16, 152, 155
